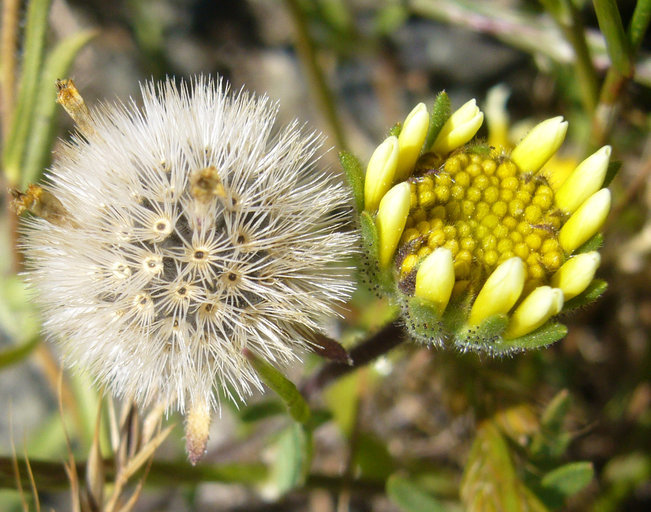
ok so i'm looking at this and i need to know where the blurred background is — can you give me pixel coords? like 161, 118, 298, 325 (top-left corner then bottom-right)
0, 0, 649, 511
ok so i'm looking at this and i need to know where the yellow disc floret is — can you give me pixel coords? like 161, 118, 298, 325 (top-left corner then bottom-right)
398, 149, 566, 293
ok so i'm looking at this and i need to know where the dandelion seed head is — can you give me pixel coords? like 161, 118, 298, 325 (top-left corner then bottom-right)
23, 76, 358, 415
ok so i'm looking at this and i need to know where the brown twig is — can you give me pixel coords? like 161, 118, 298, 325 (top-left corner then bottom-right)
302, 321, 405, 397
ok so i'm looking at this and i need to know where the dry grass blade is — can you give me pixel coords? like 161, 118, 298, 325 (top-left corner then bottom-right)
58, 369, 81, 512
23, 447, 41, 512
86, 394, 105, 511
141, 402, 165, 445
115, 454, 156, 512
9, 410, 29, 512
119, 423, 175, 483
104, 423, 174, 512
108, 396, 120, 453
117, 402, 140, 471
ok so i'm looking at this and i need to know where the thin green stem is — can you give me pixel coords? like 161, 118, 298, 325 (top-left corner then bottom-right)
0, 0, 20, 140
592, 0, 633, 76
559, 1, 600, 114
283, 0, 347, 150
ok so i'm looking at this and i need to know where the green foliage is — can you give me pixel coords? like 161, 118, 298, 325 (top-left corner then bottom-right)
539, 462, 594, 509
461, 420, 550, 512
3, 0, 52, 185
21, 30, 96, 186
387, 474, 447, 512
247, 352, 311, 426
270, 423, 312, 494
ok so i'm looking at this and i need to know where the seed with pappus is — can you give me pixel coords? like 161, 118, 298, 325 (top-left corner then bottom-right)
20, 77, 358, 463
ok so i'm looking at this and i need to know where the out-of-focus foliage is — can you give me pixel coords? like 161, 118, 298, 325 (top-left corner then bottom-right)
0, 0, 648, 511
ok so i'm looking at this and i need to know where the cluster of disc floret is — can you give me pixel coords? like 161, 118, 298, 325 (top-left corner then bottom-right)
341, 93, 611, 354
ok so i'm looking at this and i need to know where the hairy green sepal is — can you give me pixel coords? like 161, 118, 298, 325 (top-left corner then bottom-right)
339, 150, 365, 212
423, 91, 451, 152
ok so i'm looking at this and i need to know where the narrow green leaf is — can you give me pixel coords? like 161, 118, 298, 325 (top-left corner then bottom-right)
541, 461, 594, 498
541, 389, 571, 433
628, 0, 651, 52
423, 91, 451, 152
593, 0, 633, 76
339, 150, 365, 211
531, 390, 573, 460
3, 0, 53, 185
22, 30, 97, 186
562, 279, 608, 312
238, 400, 286, 423
0, 336, 40, 370
271, 423, 312, 494
355, 433, 395, 480
246, 351, 311, 425
387, 474, 446, 512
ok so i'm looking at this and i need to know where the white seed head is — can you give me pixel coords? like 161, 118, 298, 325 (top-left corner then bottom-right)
22, 76, 358, 414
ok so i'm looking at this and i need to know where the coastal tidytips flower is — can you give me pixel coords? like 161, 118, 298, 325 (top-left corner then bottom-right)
19, 77, 357, 463
342, 92, 612, 355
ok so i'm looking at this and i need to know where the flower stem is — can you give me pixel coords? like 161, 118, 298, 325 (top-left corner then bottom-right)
283, 0, 347, 150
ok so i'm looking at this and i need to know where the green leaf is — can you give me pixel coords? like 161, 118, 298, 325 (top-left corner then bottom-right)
246, 351, 311, 425
461, 421, 549, 512
3, 0, 53, 185
238, 400, 286, 423
491, 322, 568, 355
0, 275, 40, 342
354, 433, 395, 480
562, 279, 608, 312
387, 474, 447, 512
324, 371, 359, 436
22, 30, 97, 186
540, 461, 594, 504
541, 389, 571, 433
0, 336, 40, 370
339, 150, 365, 212
423, 91, 451, 152
271, 423, 312, 494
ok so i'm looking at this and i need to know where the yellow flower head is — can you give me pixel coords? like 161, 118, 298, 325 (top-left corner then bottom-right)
343, 92, 612, 354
